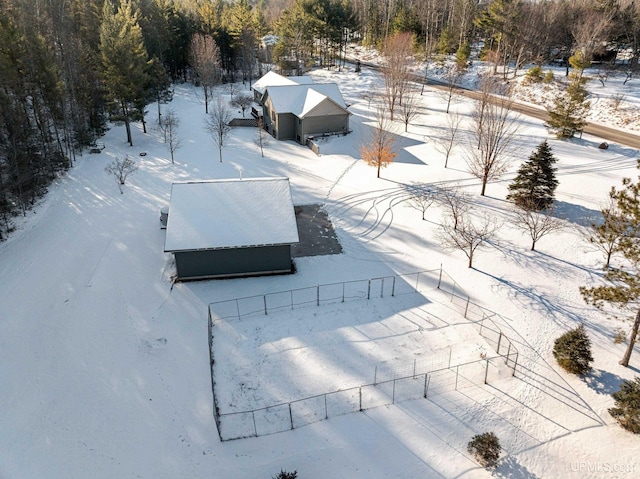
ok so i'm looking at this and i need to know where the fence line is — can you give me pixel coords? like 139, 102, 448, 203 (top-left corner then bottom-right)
208, 267, 520, 441
216, 353, 512, 441
208, 269, 443, 322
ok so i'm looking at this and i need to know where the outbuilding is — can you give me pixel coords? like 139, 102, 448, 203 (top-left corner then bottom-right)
164, 177, 299, 280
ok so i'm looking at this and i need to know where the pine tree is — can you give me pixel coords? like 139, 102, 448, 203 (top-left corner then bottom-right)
553, 324, 594, 375
99, 0, 152, 146
545, 77, 590, 138
608, 377, 640, 433
507, 141, 559, 210
581, 161, 640, 367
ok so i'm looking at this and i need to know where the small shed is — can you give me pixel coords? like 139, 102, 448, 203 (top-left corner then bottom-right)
164, 177, 299, 280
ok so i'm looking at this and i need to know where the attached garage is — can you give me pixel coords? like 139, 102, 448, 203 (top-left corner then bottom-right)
164, 177, 299, 280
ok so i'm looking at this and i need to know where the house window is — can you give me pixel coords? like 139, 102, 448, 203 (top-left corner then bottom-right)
271, 110, 275, 121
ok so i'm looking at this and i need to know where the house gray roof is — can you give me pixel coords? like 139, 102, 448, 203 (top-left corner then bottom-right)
265, 84, 349, 118
252, 71, 313, 95
164, 177, 299, 252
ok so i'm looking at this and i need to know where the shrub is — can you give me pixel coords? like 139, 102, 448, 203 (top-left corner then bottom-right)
609, 377, 640, 433
273, 470, 297, 479
525, 65, 543, 83
613, 327, 627, 344
553, 324, 593, 375
467, 432, 501, 469
543, 70, 555, 83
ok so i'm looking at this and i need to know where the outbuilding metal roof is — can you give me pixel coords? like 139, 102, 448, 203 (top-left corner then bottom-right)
164, 177, 299, 252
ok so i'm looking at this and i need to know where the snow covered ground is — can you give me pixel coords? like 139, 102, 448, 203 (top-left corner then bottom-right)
1, 60, 640, 479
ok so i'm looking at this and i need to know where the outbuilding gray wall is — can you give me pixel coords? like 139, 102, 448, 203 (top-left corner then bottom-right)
174, 244, 293, 280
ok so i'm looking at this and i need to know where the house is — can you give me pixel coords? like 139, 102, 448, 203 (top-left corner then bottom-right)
251, 71, 313, 104
164, 177, 299, 280
261, 83, 351, 144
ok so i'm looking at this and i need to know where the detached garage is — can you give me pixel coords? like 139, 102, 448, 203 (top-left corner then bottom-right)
164, 177, 299, 280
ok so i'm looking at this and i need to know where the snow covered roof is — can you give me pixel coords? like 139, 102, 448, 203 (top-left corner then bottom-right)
252, 71, 314, 95
164, 177, 299, 252
265, 84, 349, 118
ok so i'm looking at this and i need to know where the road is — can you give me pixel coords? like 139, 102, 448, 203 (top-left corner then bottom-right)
355, 59, 640, 150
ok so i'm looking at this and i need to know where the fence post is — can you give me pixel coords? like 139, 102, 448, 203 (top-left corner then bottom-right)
415, 272, 420, 292
264, 295, 268, 315
359, 387, 362, 411
342, 283, 345, 302
392, 276, 396, 296
506, 341, 511, 362
437, 265, 442, 289
291, 290, 294, 310
497, 332, 503, 354
512, 352, 518, 377
464, 296, 470, 318
380, 278, 384, 298
448, 347, 452, 368
317, 285, 320, 306
324, 394, 328, 419
424, 374, 430, 398
455, 365, 459, 390
289, 403, 294, 430
252, 411, 257, 437
236, 299, 240, 319
484, 358, 489, 384
413, 359, 416, 378
367, 280, 371, 300
374, 365, 377, 385
392, 379, 396, 404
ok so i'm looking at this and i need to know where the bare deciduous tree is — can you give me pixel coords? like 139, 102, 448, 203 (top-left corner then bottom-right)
205, 96, 233, 162
254, 117, 269, 157
439, 211, 500, 268
406, 185, 435, 220
381, 32, 414, 121
399, 82, 420, 132
435, 111, 462, 168
467, 79, 520, 196
439, 65, 460, 114
105, 155, 138, 194
360, 106, 397, 178
513, 203, 565, 251
437, 185, 470, 230
190, 33, 221, 114
584, 192, 627, 268
231, 94, 254, 118
161, 108, 180, 164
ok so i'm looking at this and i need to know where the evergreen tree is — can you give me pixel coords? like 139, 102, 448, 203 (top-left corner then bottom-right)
99, 0, 152, 146
507, 141, 559, 211
546, 77, 590, 138
553, 324, 594, 375
581, 162, 640, 367
608, 377, 640, 433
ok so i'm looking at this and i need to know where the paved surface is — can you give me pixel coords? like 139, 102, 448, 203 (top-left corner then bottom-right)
292, 204, 343, 257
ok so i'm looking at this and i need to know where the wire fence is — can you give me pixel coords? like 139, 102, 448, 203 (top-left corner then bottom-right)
207, 267, 519, 441
208, 269, 442, 322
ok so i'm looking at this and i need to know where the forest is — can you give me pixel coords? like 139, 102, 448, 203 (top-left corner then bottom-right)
0, 0, 638, 239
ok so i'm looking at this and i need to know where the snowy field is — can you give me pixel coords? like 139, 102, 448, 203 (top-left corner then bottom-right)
1, 60, 640, 478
